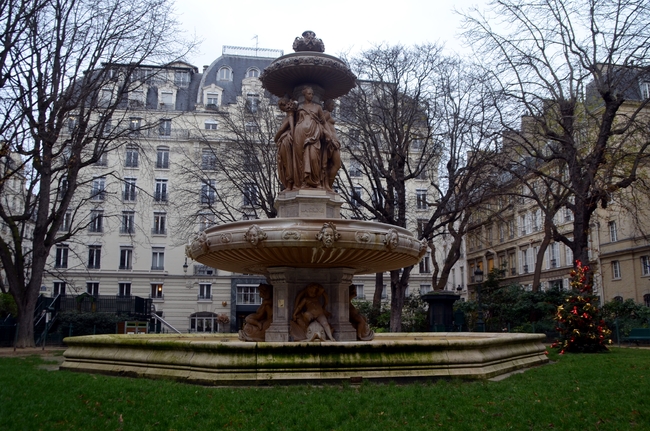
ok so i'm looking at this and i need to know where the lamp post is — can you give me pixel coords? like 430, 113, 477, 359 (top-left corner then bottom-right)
474, 268, 485, 332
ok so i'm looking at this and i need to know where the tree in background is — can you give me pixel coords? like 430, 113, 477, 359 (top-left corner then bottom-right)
0, 0, 192, 347
338, 44, 443, 332
463, 0, 650, 277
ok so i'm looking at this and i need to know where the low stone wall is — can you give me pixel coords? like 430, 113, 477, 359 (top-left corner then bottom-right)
60, 332, 548, 385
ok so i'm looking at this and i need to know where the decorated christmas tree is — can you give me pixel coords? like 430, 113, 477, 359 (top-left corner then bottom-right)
552, 261, 611, 354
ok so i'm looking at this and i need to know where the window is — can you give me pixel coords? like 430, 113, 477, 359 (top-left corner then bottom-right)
206, 93, 219, 107
508, 219, 515, 239
159, 119, 172, 137
237, 285, 261, 305
123, 177, 137, 201
548, 242, 560, 268
57, 177, 68, 200
520, 213, 529, 236
246, 93, 260, 113
159, 91, 173, 108
565, 244, 574, 267
608, 220, 617, 242
119, 248, 132, 270
245, 122, 259, 133
243, 183, 258, 207
350, 284, 364, 299
155, 179, 168, 202
67, 116, 77, 133
351, 186, 362, 208
174, 70, 190, 86
99, 89, 112, 107
156, 147, 169, 168
246, 68, 260, 78
200, 179, 216, 204
125, 146, 139, 167
499, 223, 505, 243
128, 114, 143, 135
532, 209, 540, 232
204, 120, 218, 130
128, 91, 144, 108
117, 212, 133, 236
199, 283, 212, 300
420, 284, 432, 294
419, 252, 431, 273
90, 177, 106, 201
645, 294, 650, 308
88, 210, 103, 233
60, 212, 71, 232
118, 282, 131, 297
53, 281, 66, 296
416, 189, 427, 210
87, 245, 101, 269
201, 149, 217, 170
642, 256, 650, 276
417, 219, 427, 238
613, 295, 623, 302
95, 152, 108, 166
218, 67, 232, 81
194, 264, 215, 276
486, 227, 493, 245
612, 261, 621, 279
151, 248, 164, 270
153, 212, 166, 235
86, 282, 99, 296
641, 81, 650, 99
415, 168, 427, 180
198, 212, 216, 231
190, 312, 218, 333
55, 245, 68, 268
521, 249, 529, 274
150, 283, 164, 299
348, 160, 362, 177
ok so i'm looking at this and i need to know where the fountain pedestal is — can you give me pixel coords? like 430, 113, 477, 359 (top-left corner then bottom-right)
275, 189, 342, 219
265, 266, 357, 341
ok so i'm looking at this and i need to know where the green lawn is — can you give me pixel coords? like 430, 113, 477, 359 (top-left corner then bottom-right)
0, 348, 648, 430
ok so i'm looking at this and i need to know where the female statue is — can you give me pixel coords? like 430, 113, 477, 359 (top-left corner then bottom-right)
293, 86, 326, 188
322, 99, 341, 191
274, 97, 297, 190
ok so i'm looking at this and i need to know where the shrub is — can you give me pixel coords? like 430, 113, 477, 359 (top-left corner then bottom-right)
602, 298, 650, 338
0, 294, 17, 319
56, 311, 127, 336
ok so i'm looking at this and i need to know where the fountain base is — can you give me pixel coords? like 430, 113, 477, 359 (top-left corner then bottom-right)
60, 332, 549, 385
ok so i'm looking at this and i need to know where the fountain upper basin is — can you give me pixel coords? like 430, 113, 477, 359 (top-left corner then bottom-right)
187, 218, 427, 276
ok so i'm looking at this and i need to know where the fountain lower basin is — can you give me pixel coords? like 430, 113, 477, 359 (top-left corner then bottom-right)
60, 332, 549, 384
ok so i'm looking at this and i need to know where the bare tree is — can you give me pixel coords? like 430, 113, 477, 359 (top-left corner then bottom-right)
463, 0, 650, 276
0, 0, 192, 347
338, 44, 443, 332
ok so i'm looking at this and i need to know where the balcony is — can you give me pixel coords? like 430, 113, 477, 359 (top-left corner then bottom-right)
197, 294, 213, 301
151, 265, 165, 271
550, 259, 557, 268
154, 192, 168, 202
151, 228, 167, 235
119, 227, 135, 234
511, 268, 516, 276
523, 265, 529, 274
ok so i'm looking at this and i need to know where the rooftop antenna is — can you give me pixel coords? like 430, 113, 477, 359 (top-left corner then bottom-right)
252, 35, 258, 56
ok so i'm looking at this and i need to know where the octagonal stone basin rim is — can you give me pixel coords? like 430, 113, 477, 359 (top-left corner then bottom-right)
187, 218, 427, 276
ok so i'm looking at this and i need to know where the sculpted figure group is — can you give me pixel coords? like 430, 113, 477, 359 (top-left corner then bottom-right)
275, 87, 341, 192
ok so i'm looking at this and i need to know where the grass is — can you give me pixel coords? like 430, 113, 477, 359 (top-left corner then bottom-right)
0, 348, 649, 430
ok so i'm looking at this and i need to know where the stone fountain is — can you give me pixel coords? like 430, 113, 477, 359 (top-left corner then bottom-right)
60, 32, 548, 384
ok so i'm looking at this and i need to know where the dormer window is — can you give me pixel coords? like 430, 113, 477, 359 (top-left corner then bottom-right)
641, 81, 650, 99
246, 68, 260, 78
206, 93, 219, 108
218, 67, 232, 81
175, 70, 190, 87
159, 91, 173, 110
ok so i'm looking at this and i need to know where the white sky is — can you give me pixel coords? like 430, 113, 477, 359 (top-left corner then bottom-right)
176, 0, 487, 68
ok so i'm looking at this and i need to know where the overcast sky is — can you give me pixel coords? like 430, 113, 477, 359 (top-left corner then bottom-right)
176, 0, 487, 68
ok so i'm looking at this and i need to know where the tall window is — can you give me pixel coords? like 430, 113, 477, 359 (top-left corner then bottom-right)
150, 283, 164, 299
218, 67, 232, 81
642, 256, 650, 276
612, 260, 621, 279
121, 211, 135, 234
153, 212, 166, 235
521, 249, 529, 274
548, 242, 560, 268
190, 312, 218, 333
155, 179, 168, 202
118, 282, 131, 297
159, 91, 173, 108
419, 252, 431, 273
201, 149, 216, 170
55, 245, 68, 268
90, 177, 106, 201
151, 248, 165, 270
123, 177, 137, 201
87, 245, 101, 269
246, 93, 260, 113
565, 244, 573, 266
53, 281, 66, 296
59, 211, 72, 232
119, 248, 133, 270
608, 220, 618, 242
416, 189, 427, 210
125, 146, 139, 167
199, 283, 212, 300
86, 282, 99, 296
206, 93, 219, 106
198, 212, 216, 231
348, 160, 362, 177
155, 148, 169, 169
200, 179, 216, 204
641, 81, 650, 99
159, 119, 171, 136
351, 185, 363, 208
508, 219, 515, 239
57, 177, 68, 200
237, 285, 261, 305
243, 183, 258, 207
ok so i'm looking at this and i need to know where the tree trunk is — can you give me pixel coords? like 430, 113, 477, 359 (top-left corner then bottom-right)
389, 266, 413, 332
372, 272, 383, 311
